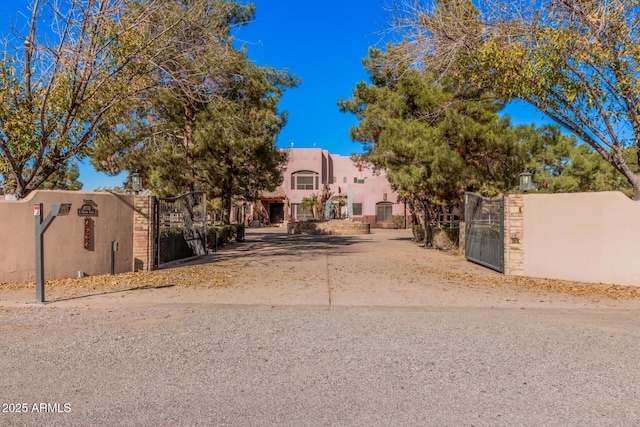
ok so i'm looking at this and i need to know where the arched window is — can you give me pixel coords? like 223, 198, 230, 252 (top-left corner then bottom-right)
376, 202, 393, 222
291, 171, 319, 190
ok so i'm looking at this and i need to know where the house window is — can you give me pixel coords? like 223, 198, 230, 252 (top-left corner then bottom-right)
297, 176, 314, 189
352, 203, 363, 216
291, 171, 319, 190
294, 204, 314, 221
343, 177, 347, 183
376, 203, 393, 222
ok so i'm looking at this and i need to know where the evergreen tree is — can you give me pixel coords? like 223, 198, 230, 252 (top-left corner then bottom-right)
339, 47, 522, 237
193, 58, 296, 223
41, 162, 83, 191
518, 125, 634, 196
94, 32, 297, 224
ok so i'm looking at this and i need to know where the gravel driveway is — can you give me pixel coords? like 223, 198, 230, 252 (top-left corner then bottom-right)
2, 227, 640, 426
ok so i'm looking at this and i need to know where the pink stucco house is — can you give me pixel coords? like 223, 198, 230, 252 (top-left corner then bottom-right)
241, 148, 406, 228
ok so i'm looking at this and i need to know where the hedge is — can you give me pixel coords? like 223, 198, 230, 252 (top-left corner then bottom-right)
413, 224, 460, 250
206, 224, 245, 250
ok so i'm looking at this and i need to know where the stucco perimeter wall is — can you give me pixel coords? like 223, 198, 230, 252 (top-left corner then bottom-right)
0, 190, 139, 283
522, 192, 640, 286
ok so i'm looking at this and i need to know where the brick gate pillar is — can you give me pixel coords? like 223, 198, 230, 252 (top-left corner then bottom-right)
132, 195, 156, 271
504, 194, 524, 276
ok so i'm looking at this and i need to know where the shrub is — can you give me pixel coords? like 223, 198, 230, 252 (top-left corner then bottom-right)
393, 215, 405, 229
206, 224, 245, 250
428, 226, 459, 250
233, 224, 245, 242
412, 225, 425, 243
158, 226, 186, 238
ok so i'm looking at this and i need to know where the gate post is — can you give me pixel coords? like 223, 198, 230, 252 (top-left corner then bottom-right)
132, 195, 156, 272
503, 194, 525, 276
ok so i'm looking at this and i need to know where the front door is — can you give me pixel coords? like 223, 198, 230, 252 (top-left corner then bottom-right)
269, 202, 284, 224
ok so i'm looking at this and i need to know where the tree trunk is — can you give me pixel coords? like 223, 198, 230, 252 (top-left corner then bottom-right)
179, 191, 206, 256
183, 104, 196, 194
3, 172, 34, 200
221, 145, 234, 225
411, 197, 429, 246
221, 191, 232, 225
632, 175, 640, 201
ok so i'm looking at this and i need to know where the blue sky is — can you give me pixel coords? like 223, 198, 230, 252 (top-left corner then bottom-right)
234, 0, 391, 154
1, 0, 549, 191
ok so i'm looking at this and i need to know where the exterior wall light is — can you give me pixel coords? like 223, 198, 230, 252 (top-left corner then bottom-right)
519, 169, 533, 193
131, 172, 141, 194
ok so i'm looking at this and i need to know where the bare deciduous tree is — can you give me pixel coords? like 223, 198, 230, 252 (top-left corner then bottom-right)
0, 0, 162, 198
0, 0, 252, 199
389, 0, 640, 199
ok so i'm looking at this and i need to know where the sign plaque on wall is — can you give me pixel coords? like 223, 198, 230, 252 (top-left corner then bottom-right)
77, 200, 97, 251
77, 200, 98, 217
84, 218, 93, 250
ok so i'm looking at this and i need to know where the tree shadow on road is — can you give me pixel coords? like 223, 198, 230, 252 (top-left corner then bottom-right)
44, 284, 176, 304
388, 236, 414, 242
182, 230, 373, 265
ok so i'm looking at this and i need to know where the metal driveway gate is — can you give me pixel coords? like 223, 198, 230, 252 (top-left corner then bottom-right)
464, 192, 504, 273
154, 192, 207, 267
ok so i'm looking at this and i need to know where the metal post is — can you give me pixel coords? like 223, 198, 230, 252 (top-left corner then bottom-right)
404, 199, 408, 229
202, 193, 207, 256
110, 241, 118, 275
34, 203, 45, 304
33, 203, 69, 304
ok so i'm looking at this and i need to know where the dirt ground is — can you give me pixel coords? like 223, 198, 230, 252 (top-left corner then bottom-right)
2, 227, 640, 310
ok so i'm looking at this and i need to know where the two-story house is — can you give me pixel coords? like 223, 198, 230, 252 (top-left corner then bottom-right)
246, 148, 405, 228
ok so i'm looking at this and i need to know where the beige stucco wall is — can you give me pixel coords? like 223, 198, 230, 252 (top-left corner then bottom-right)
523, 191, 640, 286
0, 190, 136, 283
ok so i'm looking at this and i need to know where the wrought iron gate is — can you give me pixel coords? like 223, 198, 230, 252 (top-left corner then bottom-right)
154, 192, 207, 267
464, 192, 504, 273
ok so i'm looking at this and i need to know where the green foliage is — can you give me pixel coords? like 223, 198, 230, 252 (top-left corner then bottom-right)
159, 226, 192, 239
191, 60, 297, 222
341, 43, 634, 247
401, 0, 640, 198
0, 0, 155, 198
299, 193, 320, 219
207, 224, 245, 249
339, 46, 522, 216
428, 226, 459, 250
518, 125, 633, 196
393, 215, 405, 229
41, 162, 83, 191
91, 1, 298, 223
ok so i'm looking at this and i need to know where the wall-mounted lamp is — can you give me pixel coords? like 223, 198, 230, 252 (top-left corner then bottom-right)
131, 172, 141, 194
519, 169, 533, 193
